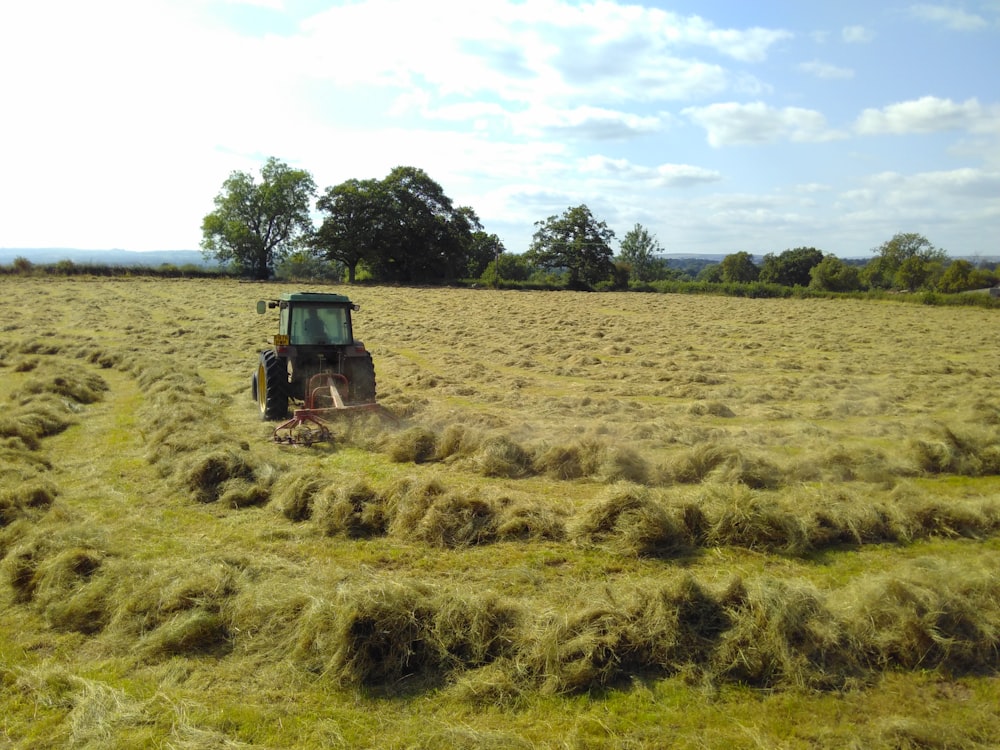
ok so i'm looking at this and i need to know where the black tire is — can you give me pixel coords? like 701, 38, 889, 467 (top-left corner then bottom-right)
346, 353, 377, 404
257, 350, 289, 420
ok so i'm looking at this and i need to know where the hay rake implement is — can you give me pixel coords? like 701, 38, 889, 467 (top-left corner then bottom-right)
273, 372, 395, 446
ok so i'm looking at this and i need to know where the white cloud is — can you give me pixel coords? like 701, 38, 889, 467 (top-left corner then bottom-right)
577, 156, 722, 187
855, 96, 1000, 135
292, 0, 786, 106
908, 4, 990, 30
509, 106, 667, 139
799, 60, 855, 79
683, 102, 848, 146
833, 169, 1000, 246
842, 25, 875, 43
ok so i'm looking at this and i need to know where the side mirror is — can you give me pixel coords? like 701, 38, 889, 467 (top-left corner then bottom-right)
256, 300, 267, 314
352, 303, 360, 312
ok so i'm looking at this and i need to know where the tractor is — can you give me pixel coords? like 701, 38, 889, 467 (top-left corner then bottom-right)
252, 292, 387, 444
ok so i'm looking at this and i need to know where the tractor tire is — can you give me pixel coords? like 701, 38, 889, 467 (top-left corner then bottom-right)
346, 353, 377, 404
257, 351, 289, 421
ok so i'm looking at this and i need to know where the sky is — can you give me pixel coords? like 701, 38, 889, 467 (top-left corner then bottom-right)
1, 0, 999, 259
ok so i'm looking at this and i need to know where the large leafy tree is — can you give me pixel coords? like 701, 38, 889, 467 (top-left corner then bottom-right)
863, 232, 947, 290
527, 204, 615, 289
617, 223, 662, 283
313, 166, 480, 283
758, 247, 824, 287
201, 157, 316, 280
313, 178, 391, 283
719, 251, 759, 283
375, 166, 478, 282
809, 254, 862, 292
466, 230, 506, 279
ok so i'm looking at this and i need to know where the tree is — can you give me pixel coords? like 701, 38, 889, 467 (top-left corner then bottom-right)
466, 231, 506, 279
526, 205, 615, 289
935, 259, 976, 294
617, 224, 662, 283
808, 254, 861, 292
758, 247, 824, 287
313, 167, 479, 283
481, 253, 531, 286
863, 232, 947, 291
719, 251, 759, 283
201, 157, 316, 280
313, 178, 390, 283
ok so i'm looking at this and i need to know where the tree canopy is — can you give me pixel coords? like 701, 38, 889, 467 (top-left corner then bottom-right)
313, 166, 481, 283
617, 224, 662, 283
201, 157, 316, 280
526, 205, 615, 289
863, 232, 947, 291
758, 247, 823, 287
719, 251, 759, 283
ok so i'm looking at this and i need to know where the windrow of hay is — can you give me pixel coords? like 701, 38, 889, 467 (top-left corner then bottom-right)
572, 484, 691, 557
912, 424, 1000, 477
315, 480, 389, 537
129, 357, 280, 506
292, 580, 522, 687
571, 483, 1000, 558
304, 474, 568, 545
277, 469, 1000, 555
0, 481, 57, 528
6, 528, 1000, 693
0, 395, 79, 451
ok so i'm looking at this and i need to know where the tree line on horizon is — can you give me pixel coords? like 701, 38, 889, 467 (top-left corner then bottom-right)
195, 157, 998, 295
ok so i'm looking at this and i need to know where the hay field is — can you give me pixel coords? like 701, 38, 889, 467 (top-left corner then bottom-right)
2, 277, 999, 749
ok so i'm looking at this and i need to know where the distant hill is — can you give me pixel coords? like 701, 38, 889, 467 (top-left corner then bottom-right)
0, 248, 216, 267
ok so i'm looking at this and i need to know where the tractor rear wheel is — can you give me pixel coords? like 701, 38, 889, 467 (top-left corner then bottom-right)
346, 353, 377, 404
257, 351, 288, 420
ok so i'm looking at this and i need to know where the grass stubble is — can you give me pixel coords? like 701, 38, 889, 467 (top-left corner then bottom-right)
1, 277, 999, 748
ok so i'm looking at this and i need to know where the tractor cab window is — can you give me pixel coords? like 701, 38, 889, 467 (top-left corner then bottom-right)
291, 304, 351, 345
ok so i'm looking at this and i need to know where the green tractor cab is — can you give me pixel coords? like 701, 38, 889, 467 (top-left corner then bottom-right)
253, 292, 386, 443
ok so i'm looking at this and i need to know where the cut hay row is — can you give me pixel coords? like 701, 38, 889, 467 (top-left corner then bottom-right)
381, 418, 1000, 488
272, 472, 1000, 555
5, 543, 999, 694
0, 345, 114, 553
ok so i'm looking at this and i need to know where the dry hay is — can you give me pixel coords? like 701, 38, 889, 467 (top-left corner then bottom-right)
15, 368, 109, 405
1, 527, 111, 634
702, 486, 809, 554
410, 490, 500, 547
494, 494, 567, 542
533, 439, 605, 480
0, 395, 79, 451
182, 448, 270, 505
890, 482, 1000, 541
104, 559, 242, 658
386, 426, 438, 464
273, 471, 327, 522
836, 558, 1000, 672
435, 423, 485, 461
662, 443, 782, 489
386, 476, 449, 538
912, 424, 1000, 477
0, 480, 57, 527
524, 586, 680, 694
293, 580, 520, 687
573, 484, 691, 557
137, 609, 230, 658
315, 481, 389, 538
473, 436, 534, 479
709, 577, 857, 690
